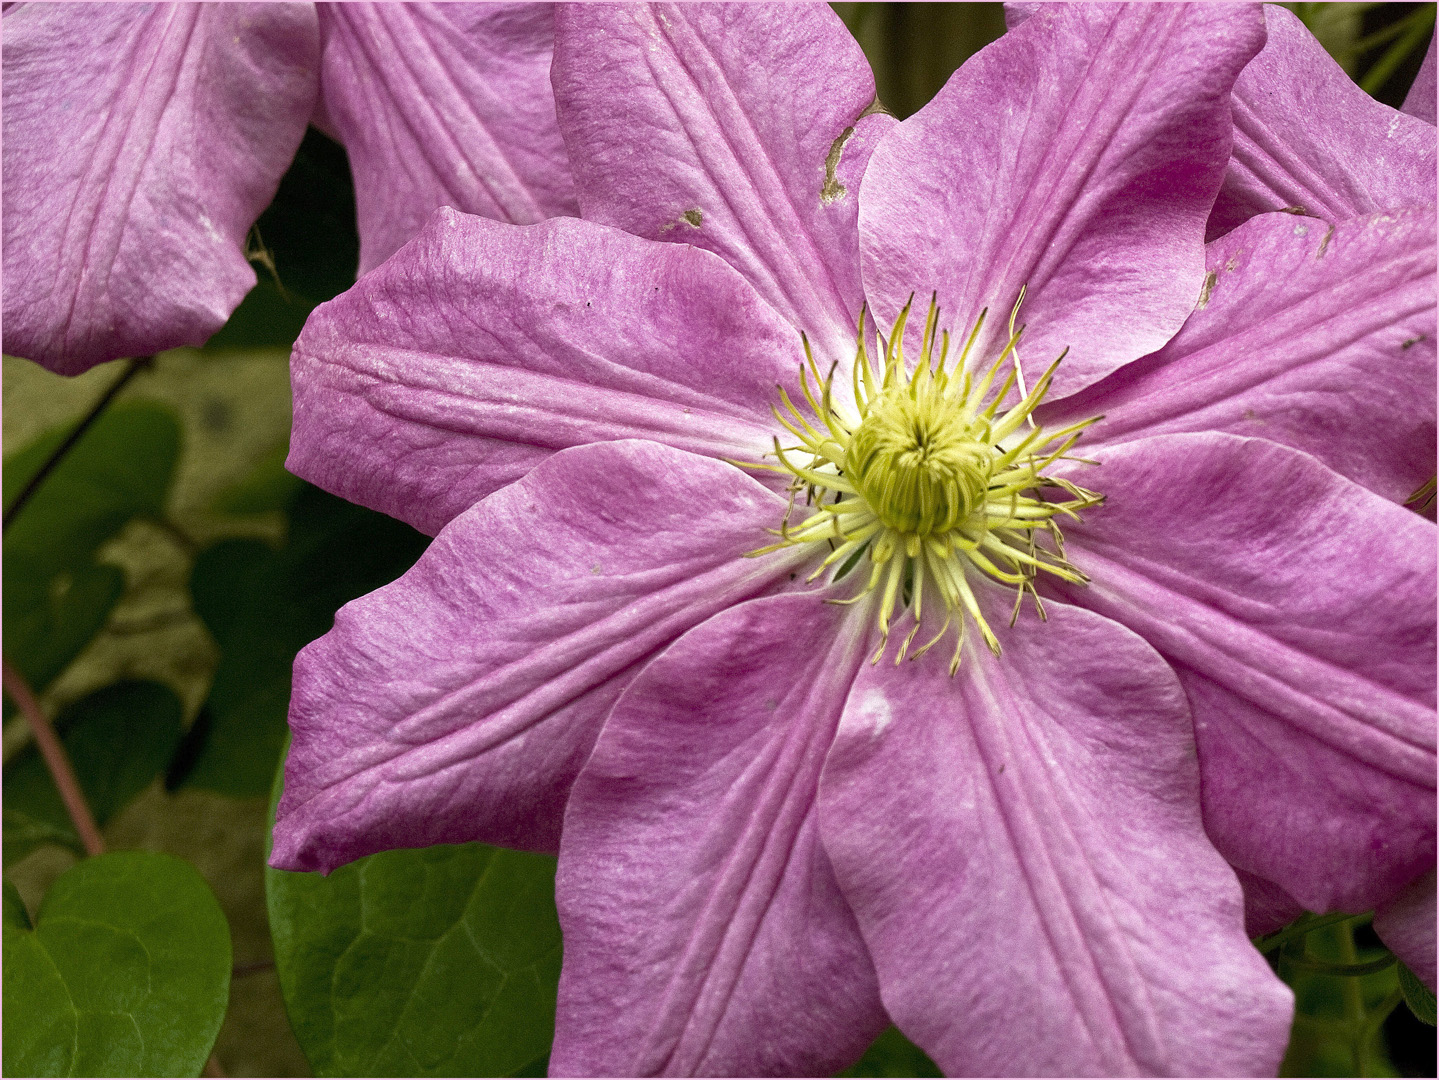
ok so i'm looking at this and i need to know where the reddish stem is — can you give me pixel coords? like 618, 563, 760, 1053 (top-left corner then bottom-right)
4, 659, 227, 1077
2, 658, 105, 857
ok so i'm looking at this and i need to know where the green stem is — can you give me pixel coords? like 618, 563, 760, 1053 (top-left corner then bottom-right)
1336, 919, 1369, 1077
1360, 987, 1405, 1053
1257, 911, 1359, 955
1283, 954, 1397, 977
2, 355, 151, 533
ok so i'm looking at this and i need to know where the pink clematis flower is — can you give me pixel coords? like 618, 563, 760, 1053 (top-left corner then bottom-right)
272, 3, 1436, 1074
1, 1, 574, 375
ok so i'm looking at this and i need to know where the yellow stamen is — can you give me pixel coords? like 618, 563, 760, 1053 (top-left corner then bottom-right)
752, 295, 1101, 670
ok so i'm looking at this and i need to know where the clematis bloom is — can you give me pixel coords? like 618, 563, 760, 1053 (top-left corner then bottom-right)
273, 3, 1436, 1075
1, 1, 574, 375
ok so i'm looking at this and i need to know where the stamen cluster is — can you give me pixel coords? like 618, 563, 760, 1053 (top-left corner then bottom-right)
750, 296, 1101, 674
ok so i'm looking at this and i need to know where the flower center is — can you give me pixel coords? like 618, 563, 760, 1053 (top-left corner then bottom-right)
745, 294, 1102, 674
846, 383, 992, 536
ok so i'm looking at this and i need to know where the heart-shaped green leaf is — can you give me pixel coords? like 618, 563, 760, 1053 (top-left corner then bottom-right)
3, 852, 231, 1077
266, 750, 560, 1076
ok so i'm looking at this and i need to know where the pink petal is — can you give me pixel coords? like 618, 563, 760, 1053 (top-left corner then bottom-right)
1210, 5, 1436, 238
271, 441, 805, 872
315, 3, 578, 276
1, 2, 318, 374
1375, 869, 1437, 990
1238, 869, 1305, 938
552, 593, 886, 1076
1403, 34, 1436, 125
1003, 3, 1041, 31
1041, 207, 1437, 504
1057, 432, 1437, 914
859, 3, 1264, 399
551, 2, 894, 364
819, 589, 1292, 1076
289, 209, 798, 537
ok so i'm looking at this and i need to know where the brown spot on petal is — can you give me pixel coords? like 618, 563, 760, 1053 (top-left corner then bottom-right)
821, 125, 855, 205
659, 208, 704, 234
821, 97, 891, 206
1197, 270, 1218, 308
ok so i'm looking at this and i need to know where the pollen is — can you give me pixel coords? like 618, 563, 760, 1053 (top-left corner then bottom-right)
744, 293, 1102, 674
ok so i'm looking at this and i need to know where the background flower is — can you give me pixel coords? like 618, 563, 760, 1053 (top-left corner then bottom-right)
1, 1, 576, 376
1, 3, 319, 375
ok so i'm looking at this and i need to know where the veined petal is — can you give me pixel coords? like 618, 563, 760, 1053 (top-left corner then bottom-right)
1402, 35, 1436, 125
552, 593, 885, 1077
315, 2, 577, 276
819, 590, 1291, 1076
271, 441, 805, 872
551, 2, 894, 364
1057, 433, 1437, 914
289, 210, 798, 536
1, 2, 318, 374
859, 3, 1264, 399
1041, 208, 1437, 504
1375, 869, 1437, 991
1210, 5, 1436, 238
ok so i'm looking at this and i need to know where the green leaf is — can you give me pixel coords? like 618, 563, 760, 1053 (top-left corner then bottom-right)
840, 1026, 942, 1077
266, 748, 561, 1076
179, 474, 426, 797
3, 563, 125, 704
3, 402, 182, 700
3, 402, 181, 589
202, 279, 315, 352
5, 879, 32, 930
1399, 963, 1436, 1026
179, 538, 303, 796
833, 3, 1005, 119
3, 681, 184, 866
3, 851, 231, 1077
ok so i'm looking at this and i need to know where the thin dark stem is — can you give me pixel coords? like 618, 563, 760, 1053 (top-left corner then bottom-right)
3, 355, 152, 533
1, 658, 105, 857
